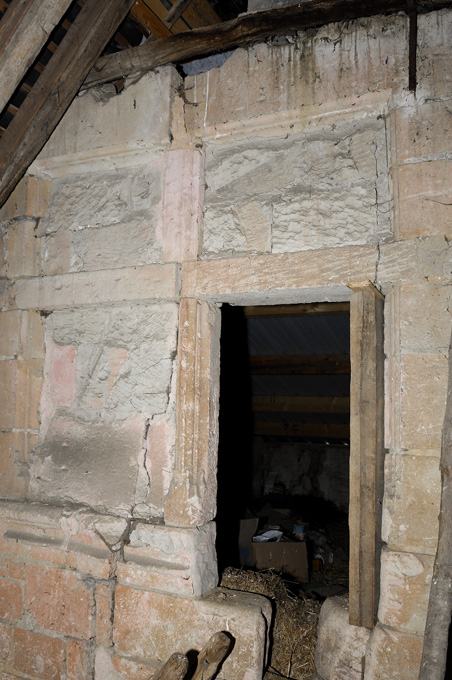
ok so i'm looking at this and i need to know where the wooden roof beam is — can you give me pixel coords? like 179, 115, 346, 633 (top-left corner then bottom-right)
0, 0, 136, 209
244, 302, 350, 318
250, 354, 351, 375
252, 395, 350, 413
0, 0, 73, 113
83, 0, 452, 89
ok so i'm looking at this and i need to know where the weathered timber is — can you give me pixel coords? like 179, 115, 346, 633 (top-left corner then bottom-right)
250, 355, 351, 375
83, 0, 452, 88
191, 631, 232, 680
244, 302, 350, 318
419, 328, 452, 680
152, 653, 189, 680
252, 395, 350, 414
0, 0, 73, 113
164, 0, 196, 28
0, 0, 136, 208
254, 422, 350, 438
348, 283, 385, 629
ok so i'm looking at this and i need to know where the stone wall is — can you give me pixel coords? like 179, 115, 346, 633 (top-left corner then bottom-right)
0, 7, 452, 680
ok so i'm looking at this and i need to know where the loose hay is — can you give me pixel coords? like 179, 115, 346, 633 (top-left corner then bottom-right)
220, 567, 322, 680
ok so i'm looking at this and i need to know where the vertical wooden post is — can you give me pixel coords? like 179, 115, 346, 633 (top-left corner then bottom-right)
349, 282, 385, 628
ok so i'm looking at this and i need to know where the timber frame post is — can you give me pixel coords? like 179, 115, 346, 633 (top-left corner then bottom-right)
349, 282, 385, 628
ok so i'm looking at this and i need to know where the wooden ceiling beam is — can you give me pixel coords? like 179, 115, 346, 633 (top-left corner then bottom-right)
244, 302, 350, 318
252, 395, 350, 413
83, 0, 452, 89
254, 422, 350, 439
163, 0, 195, 29
250, 354, 351, 375
0, 0, 73, 113
0, 0, 136, 209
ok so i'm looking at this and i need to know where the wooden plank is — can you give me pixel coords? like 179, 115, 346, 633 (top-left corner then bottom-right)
164, 0, 195, 28
252, 395, 350, 414
0, 0, 137, 209
83, 0, 452, 88
348, 283, 385, 629
143, 0, 188, 33
244, 302, 350, 318
254, 422, 350, 438
250, 354, 351, 375
0, 0, 73, 113
131, 1, 172, 37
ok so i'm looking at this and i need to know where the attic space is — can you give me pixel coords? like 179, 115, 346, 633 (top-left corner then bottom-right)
216, 302, 350, 595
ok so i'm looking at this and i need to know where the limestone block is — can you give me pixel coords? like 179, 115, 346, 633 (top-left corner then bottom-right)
24, 563, 94, 638
120, 522, 217, 597
202, 124, 390, 257
378, 235, 452, 287
113, 585, 272, 680
44, 303, 178, 422
182, 245, 376, 304
41, 166, 163, 236
28, 415, 144, 516
15, 263, 179, 310
0, 177, 52, 220
186, 16, 407, 131
3, 219, 40, 278
95, 647, 159, 680
20, 311, 44, 360
41, 228, 71, 275
377, 548, 434, 633
314, 595, 369, 680
0, 432, 35, 499
382, 453, 441, 554
417, 10, 452, 101
0, 359, 43, 430
12, 629, 63, 680
399, 353, 448, 450
364, 623, 423, 680
37, 69, 177, 165
395, 100, 452, 163
165, 300, 221, 527
0, 311, 20, 357
397, 160, 452, 239
161, 148, 204, 262
138, 412, 175, 518
398, 284, 452, 352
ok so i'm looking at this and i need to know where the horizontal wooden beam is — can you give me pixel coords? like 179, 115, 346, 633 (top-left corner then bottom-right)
254, 421, 350, 439
250, 354, 350, 375
252, 395, 350, 413
83, 0, 452, 88
244, 302, 350, 318
0, 0, 136, 208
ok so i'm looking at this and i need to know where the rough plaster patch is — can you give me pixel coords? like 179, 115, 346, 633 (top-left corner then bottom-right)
28, 415, 143, 516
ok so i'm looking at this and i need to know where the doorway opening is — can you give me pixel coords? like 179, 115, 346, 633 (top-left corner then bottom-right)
216, 301, 351, 595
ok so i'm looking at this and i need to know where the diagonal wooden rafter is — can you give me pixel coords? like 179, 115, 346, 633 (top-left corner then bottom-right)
0, 0, 136, 208
0, 0, 73, 113
83, 0, 452, 89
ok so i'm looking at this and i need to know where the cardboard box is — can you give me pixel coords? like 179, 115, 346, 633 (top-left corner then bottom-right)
249, 541, 309, 583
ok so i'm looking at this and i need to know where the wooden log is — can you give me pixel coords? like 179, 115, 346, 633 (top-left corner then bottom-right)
163, 0, 195, 28
191, 631, 232, 680
419, 327, 452, 680
0, 0, 136, 208
0, 0, 73, 113
152, 653, 189, 680
83, 0, 452, 88
249, 354, 351, 375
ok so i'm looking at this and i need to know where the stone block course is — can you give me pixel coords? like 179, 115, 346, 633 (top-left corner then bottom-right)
382, 453, 441, 554
364, 624, 423, 680
0, 579, 22, 623
0, 432, 35, 500
0, 359, 43, 431
394, 99, 452, 163
2, 219, 40, 278
24, 564, 94, 638
0, 177, 52, 221
378, 549, 434, 633
397, 160, 452, 239
12, 628, 63, 680
417, 10, 452, 101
